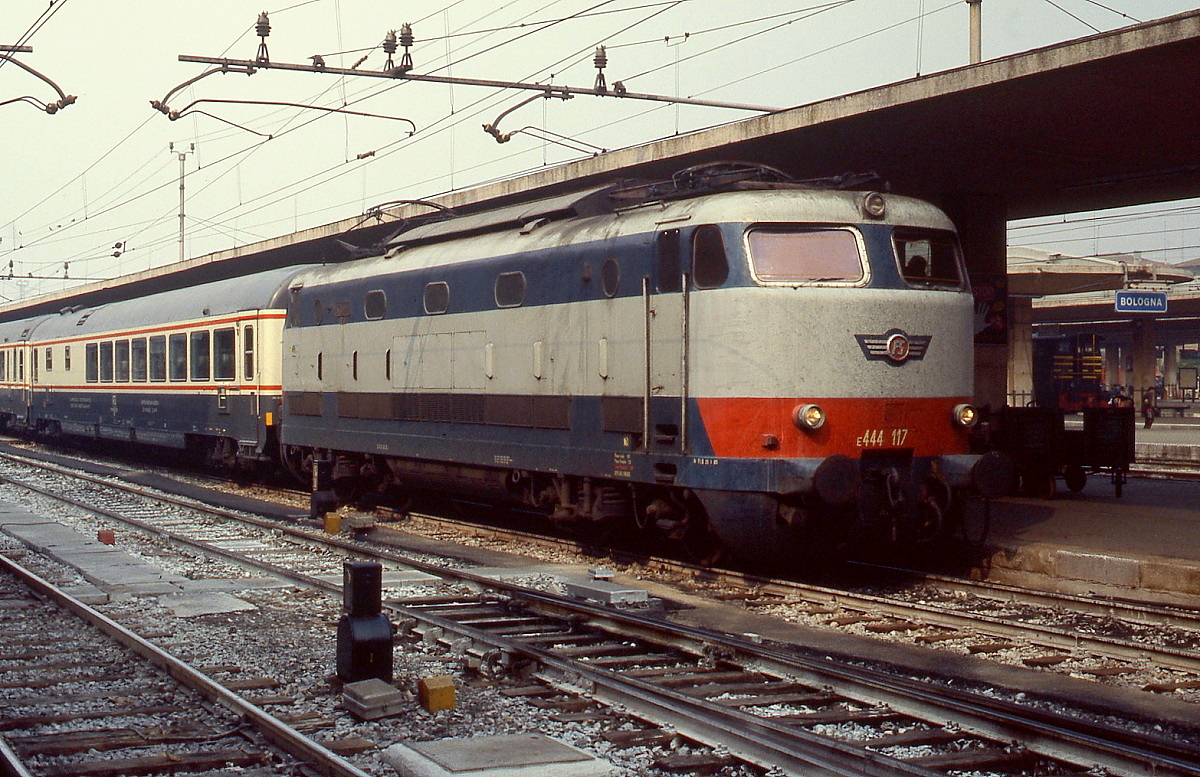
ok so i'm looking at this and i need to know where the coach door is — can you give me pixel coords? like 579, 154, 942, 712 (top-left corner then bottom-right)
646, 228, 689, 453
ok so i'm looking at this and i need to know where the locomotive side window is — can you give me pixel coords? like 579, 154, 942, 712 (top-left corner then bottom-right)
190, 331, 211, 381
352, 351, 359, 381
317, 352, 324, 381
601, 259, 620, 298
169, 334, 187, 382
747, 228, 863, 283
115, 340, 130, 382
893, 228, 963, 288
365, 290, 387, 320
213, 328, 236, 381
149, 336, 167, 382
495, 272, 526, 307
243, 326, 255, 380
99, 342, 114, 383
424, 282, 450, 314
656, 229, 682, 292
385, 349, 391, 381
692, 225, 729, 289
86, 343, 98, 383
131, 339, 148, 382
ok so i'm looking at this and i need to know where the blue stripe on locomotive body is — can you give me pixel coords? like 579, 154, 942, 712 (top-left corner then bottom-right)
281, 186, 969, 499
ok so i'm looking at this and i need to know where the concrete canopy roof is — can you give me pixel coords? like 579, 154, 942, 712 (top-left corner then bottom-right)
1009, 247, 1194, 297
3, 9, 1199, 322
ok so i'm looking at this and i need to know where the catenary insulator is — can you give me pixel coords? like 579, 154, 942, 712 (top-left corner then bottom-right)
400, 23, 414, 49
594, 46, 607, 70
256, 12, 271, 38
383, 30, 398, 55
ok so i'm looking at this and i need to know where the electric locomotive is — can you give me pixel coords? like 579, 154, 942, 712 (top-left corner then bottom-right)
281, 165, 1008, 562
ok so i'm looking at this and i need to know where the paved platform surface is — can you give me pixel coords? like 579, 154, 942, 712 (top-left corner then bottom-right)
976, 417, 1200, 605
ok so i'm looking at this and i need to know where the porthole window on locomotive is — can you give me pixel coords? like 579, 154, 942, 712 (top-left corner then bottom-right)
893, 228, 964, 288
495, 271, 526, 307
364, 290, 387, 320
747, 228, 863, 283
691, 225, 729, 289
601, 258, 620, 298
423, 282, 450, 314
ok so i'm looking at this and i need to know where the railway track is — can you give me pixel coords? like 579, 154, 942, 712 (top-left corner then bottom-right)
1, 450, 1199, 776
0, 550, 370, 777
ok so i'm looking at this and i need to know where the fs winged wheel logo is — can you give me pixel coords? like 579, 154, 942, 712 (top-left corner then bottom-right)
855, 328, 932, 365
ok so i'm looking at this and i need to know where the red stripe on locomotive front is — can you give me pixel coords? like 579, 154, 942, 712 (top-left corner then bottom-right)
694, 396, 973, 459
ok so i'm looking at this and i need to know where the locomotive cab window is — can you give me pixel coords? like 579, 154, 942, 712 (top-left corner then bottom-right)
894, 228, 964, 288
747, 228, 864, 284
692, 225, 729, 289
213, 328, 235, 381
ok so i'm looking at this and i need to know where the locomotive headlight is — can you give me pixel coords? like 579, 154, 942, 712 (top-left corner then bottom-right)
953, 403, 978, 428
793, 403, 826, 431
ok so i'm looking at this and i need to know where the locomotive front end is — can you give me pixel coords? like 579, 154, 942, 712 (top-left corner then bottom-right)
688, 189, 1008, 558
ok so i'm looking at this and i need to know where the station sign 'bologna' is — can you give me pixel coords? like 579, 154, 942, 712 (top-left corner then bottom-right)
1114, 290, 1168, 314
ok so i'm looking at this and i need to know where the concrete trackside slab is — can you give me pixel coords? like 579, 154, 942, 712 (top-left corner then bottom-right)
159, 591, 258, 617
0, 514, 186, 595
384, 733, 615, 777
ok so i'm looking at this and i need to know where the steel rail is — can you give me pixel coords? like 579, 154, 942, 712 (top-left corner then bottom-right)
0, 553, 373, 777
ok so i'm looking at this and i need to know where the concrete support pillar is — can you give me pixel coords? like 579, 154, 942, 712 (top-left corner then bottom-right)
1164, 344, 1179, 397
1130, 318, 1157, 407
939, 195, 1008, 410
1104, 345, 1121, 395
1008, 296, 1034, 407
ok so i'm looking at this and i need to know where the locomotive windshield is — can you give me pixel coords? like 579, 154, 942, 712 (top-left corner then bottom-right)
893, 228, 964, 288
746, 228, 864, 283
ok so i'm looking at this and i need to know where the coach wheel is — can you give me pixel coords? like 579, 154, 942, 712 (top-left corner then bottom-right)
1063, 465, 1087, 493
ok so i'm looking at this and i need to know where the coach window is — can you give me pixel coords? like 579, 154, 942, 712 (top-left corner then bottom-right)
213, 328, 236, 381
44, 346, 52, 373
115, 340, 130, 382
32, 349, 37, 382
99, 342, 114, 383
243, 326, 255, 380
86, 343, 98, 383
692, 225, 729, 289
149, 336, 167, 382
168, 334, 187, 381
495, 272, 526, 307
365, 290, 387, 320
17, 349, 24, 382
423, 282, 449, 314
747, 228, 864, 284
0, 351, 7, 382
190, 331, 211, 381
131, 339, 148, 382
64, 346, 71, 372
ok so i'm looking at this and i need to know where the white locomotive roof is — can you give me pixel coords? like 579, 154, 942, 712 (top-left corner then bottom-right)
294, 187, 955, 289
30, 265, 311, 341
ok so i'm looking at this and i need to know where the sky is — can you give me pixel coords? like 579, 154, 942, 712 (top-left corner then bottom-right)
1, 0, 1197, 301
